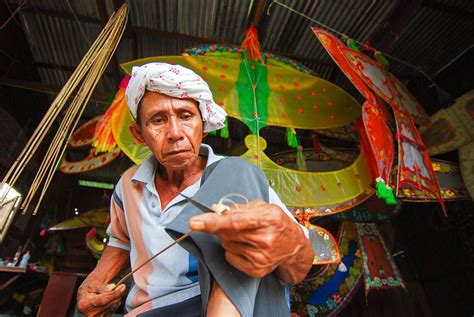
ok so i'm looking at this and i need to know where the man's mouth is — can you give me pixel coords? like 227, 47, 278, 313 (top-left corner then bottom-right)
165, 149, 190, 155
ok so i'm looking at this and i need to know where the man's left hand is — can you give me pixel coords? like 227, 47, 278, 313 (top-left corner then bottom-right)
188, 200, 313, 283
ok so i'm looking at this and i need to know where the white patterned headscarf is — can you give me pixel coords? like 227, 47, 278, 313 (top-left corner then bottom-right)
125, 62, 227, 132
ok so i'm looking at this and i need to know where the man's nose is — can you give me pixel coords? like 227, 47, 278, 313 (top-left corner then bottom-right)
167, 117, 185, 142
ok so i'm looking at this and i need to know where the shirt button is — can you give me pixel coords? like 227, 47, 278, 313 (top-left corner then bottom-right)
151, 202, 156, 208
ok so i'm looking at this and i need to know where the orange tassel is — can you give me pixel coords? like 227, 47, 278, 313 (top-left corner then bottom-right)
92, 76, 130, 154
241, 26, 263, 62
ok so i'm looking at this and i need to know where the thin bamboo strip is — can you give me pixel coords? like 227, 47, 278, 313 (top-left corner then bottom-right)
25, 10, 127, 210
20, 5, 128, 214
30, 31, 125, 212
10, 4, 128, 213
2, 6, 125, 189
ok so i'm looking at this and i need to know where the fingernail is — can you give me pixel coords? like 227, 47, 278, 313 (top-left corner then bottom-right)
189, 220, 205, 230
105, 284, 116, 291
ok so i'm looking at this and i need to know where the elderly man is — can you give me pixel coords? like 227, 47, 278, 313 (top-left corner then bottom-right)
77, 63, 314, 316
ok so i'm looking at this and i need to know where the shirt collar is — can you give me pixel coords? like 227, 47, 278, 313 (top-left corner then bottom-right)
131, 143, 222, 185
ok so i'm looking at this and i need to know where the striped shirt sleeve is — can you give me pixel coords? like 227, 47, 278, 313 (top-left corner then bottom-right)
106, 178, 131, 251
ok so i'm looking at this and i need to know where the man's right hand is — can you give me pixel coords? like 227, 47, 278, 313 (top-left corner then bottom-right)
77, 279, 127, 317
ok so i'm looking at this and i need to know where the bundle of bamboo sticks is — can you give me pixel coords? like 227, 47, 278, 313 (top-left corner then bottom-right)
1, 4, 128, 215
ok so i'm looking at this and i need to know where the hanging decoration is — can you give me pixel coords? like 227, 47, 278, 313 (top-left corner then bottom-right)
394, 110, 446, 214
287, 127, 299, 149
421, 90, 474, 156
69, 116, 103, 148
338, 46, 398, 106
346, 38, 359, 51
48, 208, 109, 231
361, 100, 396, 204
314, 124, 359, 142
355, 223, 405, 296
109, 29, 367, 211
241, 135, 373, 208
1, 4, 129, 214
60, 115, 122, 174
337, 45, 430, 127
397, 159, 470, 201
312, 28, 376, 104
241, 25, 263, 62
60, 147, 122, 174
290, 222, 363, 317
86, 228, 108, 258
387, 72, 431, 126
295, 215, 341, 265
296, 145, 308, 171
93, 75, 130, 153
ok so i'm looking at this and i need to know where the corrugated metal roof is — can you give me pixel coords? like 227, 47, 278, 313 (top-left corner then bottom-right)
13, 0, 473, 95
389, 5, 474, 75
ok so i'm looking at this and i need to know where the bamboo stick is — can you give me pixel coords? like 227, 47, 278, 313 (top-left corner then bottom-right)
4, 4, 129, 214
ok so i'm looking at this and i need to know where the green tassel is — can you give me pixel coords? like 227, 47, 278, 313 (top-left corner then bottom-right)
220, 119, 229, 139
376, 177, 397, 205
375, 178, 387, 199
384, 186, 397, 205
374, 51, 389, 68
347, 38, 359, 51
209, 130, 217, 136
286, 127, 298, 149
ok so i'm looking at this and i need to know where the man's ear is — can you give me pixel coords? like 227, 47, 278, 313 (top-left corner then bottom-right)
130, 122, 146, 144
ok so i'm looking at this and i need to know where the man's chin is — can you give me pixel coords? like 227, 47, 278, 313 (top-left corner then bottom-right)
160, 153, 197, 169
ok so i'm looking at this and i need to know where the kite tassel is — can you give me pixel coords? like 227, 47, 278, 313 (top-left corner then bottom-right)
296, 145, 307, 171
286, 127, 298, 149
375, 177, 397, 205
220, 118, 229, 139
241, 26, 263, 62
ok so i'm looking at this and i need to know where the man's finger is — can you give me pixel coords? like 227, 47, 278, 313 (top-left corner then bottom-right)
189, 211, 264, 233
92, 286, 126, 307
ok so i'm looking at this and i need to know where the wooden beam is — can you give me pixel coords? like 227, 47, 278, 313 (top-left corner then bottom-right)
251, 0, 267, 27
369, 0, 423, 52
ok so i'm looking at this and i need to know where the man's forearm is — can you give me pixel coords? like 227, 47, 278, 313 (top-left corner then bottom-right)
275, 224, 314, 285
86, 245, 129, 283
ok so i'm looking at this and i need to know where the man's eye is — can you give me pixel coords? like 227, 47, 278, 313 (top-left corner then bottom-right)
180, 113, 193, 120
151, 117, 165, 124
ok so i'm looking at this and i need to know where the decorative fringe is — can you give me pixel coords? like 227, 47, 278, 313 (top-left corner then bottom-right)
220, 118, 229, 139
241, 26, 263, 62
296, 145, 307, 171
375, 177, 397, 205
286, 127, 298, 149
347, 38, 359, 51
92, 76, 130, 154
374, 51, 389, 68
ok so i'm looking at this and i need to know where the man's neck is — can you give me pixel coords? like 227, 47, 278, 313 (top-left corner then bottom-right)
155, 155, 207, 209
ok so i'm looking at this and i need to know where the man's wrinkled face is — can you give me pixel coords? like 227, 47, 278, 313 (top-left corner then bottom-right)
132, 91, 205, 170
